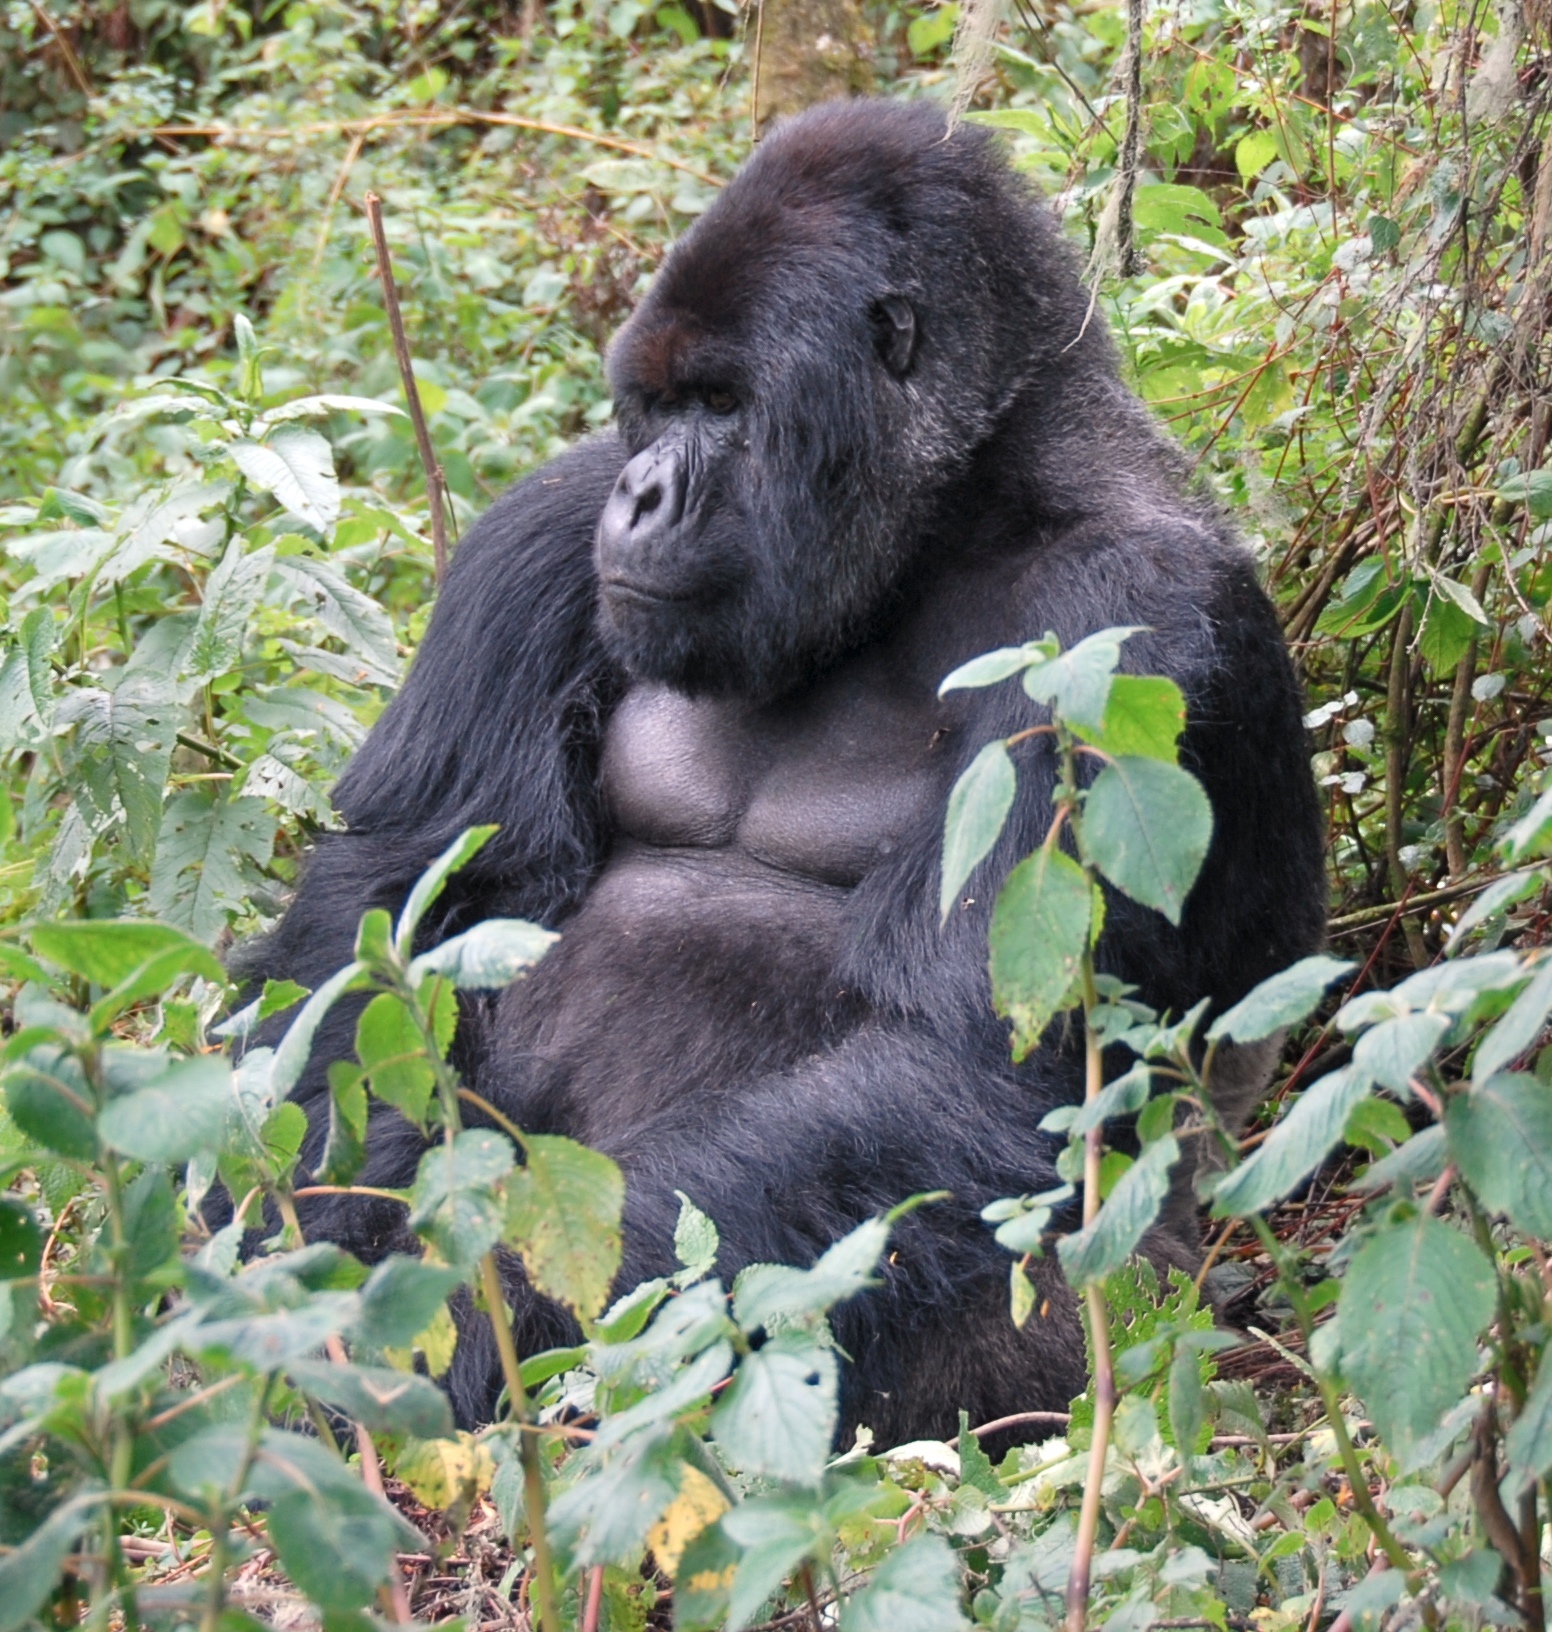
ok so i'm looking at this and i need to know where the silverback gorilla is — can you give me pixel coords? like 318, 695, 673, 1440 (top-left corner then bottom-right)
247, 99, 1325, 1445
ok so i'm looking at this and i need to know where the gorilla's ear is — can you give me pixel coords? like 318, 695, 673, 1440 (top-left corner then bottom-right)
870, 296, 918, 379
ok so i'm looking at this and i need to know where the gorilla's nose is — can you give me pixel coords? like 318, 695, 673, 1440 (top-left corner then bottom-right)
597, 444, 688, 572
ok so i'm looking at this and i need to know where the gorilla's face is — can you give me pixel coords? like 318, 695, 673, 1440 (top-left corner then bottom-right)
592, 104, 1046, 701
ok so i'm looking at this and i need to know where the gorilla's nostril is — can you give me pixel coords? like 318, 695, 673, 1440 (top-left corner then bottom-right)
630, 484, 663, 530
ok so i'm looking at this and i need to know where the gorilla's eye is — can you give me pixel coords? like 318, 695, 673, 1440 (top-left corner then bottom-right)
704, 389, 738, 415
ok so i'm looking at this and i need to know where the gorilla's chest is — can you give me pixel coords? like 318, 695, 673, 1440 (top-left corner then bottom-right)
600, 671, 947, 887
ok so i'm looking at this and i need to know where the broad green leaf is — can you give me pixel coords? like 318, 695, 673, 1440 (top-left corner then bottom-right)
1447, 871, 1542, 949
939, 741, 1016, 921
732, 1215, 890, 1332
26, 920, 224, 989
1058, 1135, 1178, 1287
354, 1255, 461, 1349
286, 1359, 454, 1439
937, 646, 1037, 695
122, 1166, 179, 1279
0, 1197, 43, 1280
1496, 468, 1552, 519
1446, 1074, 1552, 1237
319, 1061, 368, 1185
720, 1499, 823, 1631
842, 1533, 970, 1632
505, 1135, 624, 1321
674, 1191, 721, 1281
409, 918, 557, 988
1074, 674, 1187, 763
1022, 626, 1143, 732
277, 554, 399, 684
355, 992, 434, 1126
4, 1048, 96, 1158
1503, 786, 1552, 862
412, 1129, 515, 1268
1207, 955, 1355, 1044
259, 394, 406, 426
148, 791, 276, 945
0, 1488, 107, 1632
1082, 756, 1212, 924
1353, 1012, 1450, 1093
548, 1432, 683, 1569
1334, 1214, 1494, 1458
1236, 129, 1279, 179
181, 541, 273, 682
98, 1054, 231, 1162
396, 825, 500, 956
267, 1482, 399, 1610
1211, 1066, 1371, 1217
269, 960, 367, 1101
989, 845, 1090, 1062
1507, 1352, 1552, 1477
232, 428, 341, 532
711, 1337, 838, 1486
1473, 958, 1552, 1081
54, 686, 176, 862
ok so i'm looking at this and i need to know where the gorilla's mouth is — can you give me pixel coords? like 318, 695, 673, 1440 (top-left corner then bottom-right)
602, 576, 702, 607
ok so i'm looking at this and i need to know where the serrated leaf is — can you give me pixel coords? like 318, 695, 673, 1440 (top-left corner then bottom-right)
319, 1061, 367, 1185
1448, 871, 1542, 949
354, 1255, 461, 1350
354, 993, 434, 1127
1447, 1074, 1552, 1236
1022, 626, 1144, 732
1058, 1134, 1177, 1287
648, 1464, 731, 1578
989, 845, 1090, 1062
148, 791, 276, 945
287, 1360, 453, 1439
268, 1482, 398, 1611
0, 1488, 107, 1632
732, 1215, 889, 1332
181, 540, 274, 682
232, 429, 340, 532
711, 1338, 838, 1485
1074, 674, 1187, 763
409, 918, 557, 988
1211, 1065, 1372, 1217
4, 1048, 96, 1158
1082, 756, 1212, 924
1334, 1214, 1494, 1458
55, 686, 176, 861
1207, 955, 1355, 1043
842, 1533, 970, 1632
98, 1054, 231, 1162
411, 1130, 515, 1267
940, 741, 1016, 921
505, 1135, 623, 1321
276, 554, 398, 684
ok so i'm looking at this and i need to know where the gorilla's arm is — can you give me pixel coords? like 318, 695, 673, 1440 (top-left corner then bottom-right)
237, 433, 625, 1084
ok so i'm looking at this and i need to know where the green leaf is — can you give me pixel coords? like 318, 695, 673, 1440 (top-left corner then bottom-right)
1446, 1074, 1552, 1237
98, 1054, 231, 1162
1333, 1214, 1494, 1458
354, 1256, 461, 1349
1447, 871, 1542, 949
1022, 626, 1143, 732
277, 555, 399, 684
1210, 1065, 1371, 1217
267, 1482, 399, 1611
1353, 1012, 1450, 1093
409, 918, 557, 988
732, 1215, 890, 1332
547, 1430, 681, 1568
319, 1062, 368, 1186
182, 541, 273, 682
1236, 130, 1279, 179
411, 1129, 515, 1268
938, 645, 1039, 695
1473, 958, 1552, 1081
269, 960, 367, 1101
355, 992, 435, 1127
842, 1533, 970, 1631
0, 1488, 107, 1632
1496, 468, 1552, 519
1207, 955, 1355, 1044
148, 791, 276, 945
907, 2, 957, 55
989, 845, 1090, 1062
721, 1499, 822, 1631
4, 1047, 96, 1158
1058, 1135, 1178, 1287
286, 1360, 454, 1439
27, 920, 225, 990
0, 1196, 44, 1280
232, 428, 341, 532
939, 741, 1016, 921
711, 1337, 838, 1486
674, 1191, 720, 1281
122, 1166, 179, 1279
259, 394, 406, 426
1082, 756, 1212, 925
505, 1135, 624, 1321
395, 826, 500, 956
55, 686, 176, 862
1074, 674, 1187, 763
1507, 1352, 1552, 1478
1369, 214, 1401, 253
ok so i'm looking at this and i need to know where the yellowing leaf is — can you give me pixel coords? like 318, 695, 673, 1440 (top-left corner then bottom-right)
383, 1301, 457, 1379
647, 1464, 730, 1577
394, 1432, 494, 1510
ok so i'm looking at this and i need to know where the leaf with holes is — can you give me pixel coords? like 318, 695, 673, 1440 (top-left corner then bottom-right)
711, 1337, 838, 1486
148, 791, 276, 945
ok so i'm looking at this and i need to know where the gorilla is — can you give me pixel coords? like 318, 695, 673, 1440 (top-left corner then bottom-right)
248, 99, 1325, 1445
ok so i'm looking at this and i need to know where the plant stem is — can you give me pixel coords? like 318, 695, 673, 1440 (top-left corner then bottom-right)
479, 1251, 560, 1632
1066, 955, 1116, 1632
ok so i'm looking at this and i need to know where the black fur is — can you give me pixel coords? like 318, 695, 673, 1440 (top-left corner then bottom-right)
241, 100, 1325, 1447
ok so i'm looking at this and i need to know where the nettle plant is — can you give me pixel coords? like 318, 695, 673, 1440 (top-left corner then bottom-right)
947, 626, 1552, 1632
